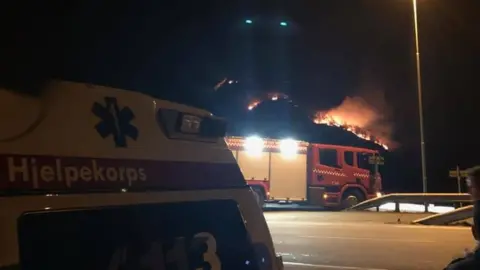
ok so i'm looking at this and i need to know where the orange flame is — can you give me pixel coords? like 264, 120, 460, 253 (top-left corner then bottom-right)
313, 111, 389, 150
248, 100, 261, 110
247, 92, 290, 110
267, 92, 289, 101
245, 94, 392, 150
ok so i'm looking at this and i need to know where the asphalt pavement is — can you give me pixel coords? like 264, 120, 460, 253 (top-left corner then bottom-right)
265, 211, 474, 270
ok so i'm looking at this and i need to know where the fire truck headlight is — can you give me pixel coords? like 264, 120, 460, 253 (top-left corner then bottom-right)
245, 136, 264, 156
280, 138, 298, 159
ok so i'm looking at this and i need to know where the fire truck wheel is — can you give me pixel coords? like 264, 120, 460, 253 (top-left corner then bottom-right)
341, 190, 365, 209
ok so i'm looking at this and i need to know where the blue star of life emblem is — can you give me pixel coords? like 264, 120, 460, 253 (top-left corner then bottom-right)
92, 97, 139, 147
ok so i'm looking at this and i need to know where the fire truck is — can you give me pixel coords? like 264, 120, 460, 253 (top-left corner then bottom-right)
226, 136, 383, 209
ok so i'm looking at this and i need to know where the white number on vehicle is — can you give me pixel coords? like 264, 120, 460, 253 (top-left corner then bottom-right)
194, 232, 221, 270
107, 232, 221, 270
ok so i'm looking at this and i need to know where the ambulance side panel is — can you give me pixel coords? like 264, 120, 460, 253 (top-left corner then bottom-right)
0, 81, 281, 270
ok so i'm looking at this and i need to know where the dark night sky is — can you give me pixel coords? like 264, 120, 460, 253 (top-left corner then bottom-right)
1, 0, 479, 193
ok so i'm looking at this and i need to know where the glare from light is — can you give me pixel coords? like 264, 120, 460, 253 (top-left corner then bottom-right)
245, 19, 253, 24
376, 192, 383, 197
367, 203, 454, 214
280, 138, 298, 159
280, 21, 288, 26
244, 136, 264, 156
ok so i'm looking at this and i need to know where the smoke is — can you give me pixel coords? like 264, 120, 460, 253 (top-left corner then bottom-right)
323, 92, 398, 149
327, 97, 378, 127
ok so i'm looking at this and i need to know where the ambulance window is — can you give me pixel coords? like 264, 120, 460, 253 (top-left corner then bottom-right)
344, 151, 354, 166
319, 148, 339, 168
18, 200, 261, 270
357, 152, 373, 170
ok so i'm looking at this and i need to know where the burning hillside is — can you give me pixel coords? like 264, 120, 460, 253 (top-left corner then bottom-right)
244, 92, 394, 150
313, 97, 392, 150
248, 93, 290, 110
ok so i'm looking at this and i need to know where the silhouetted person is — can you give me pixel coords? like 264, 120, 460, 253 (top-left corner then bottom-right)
445, 166, 480, 269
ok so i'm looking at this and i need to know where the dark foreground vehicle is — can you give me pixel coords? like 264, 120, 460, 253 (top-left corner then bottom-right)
0, 81, 283, 270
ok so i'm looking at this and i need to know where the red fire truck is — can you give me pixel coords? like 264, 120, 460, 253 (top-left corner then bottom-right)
226, 136, 383, 209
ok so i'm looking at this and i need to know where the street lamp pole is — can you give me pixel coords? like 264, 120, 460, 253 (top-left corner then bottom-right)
412, 0, 428, 193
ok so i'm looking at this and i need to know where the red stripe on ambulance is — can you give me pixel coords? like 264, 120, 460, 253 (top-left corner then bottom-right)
0, 155, 246, 191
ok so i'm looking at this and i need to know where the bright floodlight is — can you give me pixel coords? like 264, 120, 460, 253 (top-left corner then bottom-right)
245, 19, 253, 24
280, 138, 298, 159
244, 136, 264, 156
280, 21, 288, 26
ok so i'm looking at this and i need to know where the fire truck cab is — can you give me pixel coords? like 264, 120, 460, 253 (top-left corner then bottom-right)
0, 81, 282, 270
226, 136, 383, 209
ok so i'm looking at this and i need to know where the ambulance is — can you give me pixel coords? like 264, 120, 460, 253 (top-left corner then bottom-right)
0, 81, 283, 270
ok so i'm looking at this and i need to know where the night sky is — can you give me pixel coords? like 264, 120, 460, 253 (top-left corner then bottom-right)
1, 0, 478, 193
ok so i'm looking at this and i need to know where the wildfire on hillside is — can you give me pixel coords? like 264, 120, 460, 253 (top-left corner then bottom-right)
312, 95, 392, 150
245, 93, 392, 150
247, 92, 290, 110
247, 100, 261, 110
313, 112, 389, 150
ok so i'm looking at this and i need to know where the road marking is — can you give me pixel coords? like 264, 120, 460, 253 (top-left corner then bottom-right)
283, 261, 388, 270
300, 235, 435, 243
267, 220, 471, 230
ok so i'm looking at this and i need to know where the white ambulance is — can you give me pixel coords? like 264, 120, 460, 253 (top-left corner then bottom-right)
0, 81, 283, 270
